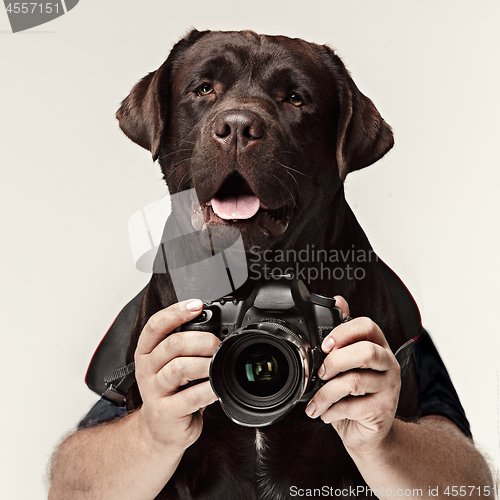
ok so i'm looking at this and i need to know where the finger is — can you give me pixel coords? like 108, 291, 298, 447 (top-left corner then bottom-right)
306, 370, 386, 418
156, 356, 212, 395
333, 295, 350, 320
319, 341, 394, 380
322, 317, 389, 354
319, 393, 395, 425
147, 330, 220, 374
136, 299, 204, 356
167, 380, 218, 417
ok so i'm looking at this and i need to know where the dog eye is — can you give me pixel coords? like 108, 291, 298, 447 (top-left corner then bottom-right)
197, 83, 215, 96
289, 93, 303, 107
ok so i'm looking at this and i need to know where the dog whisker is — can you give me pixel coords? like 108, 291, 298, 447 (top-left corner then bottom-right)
163, 161, 189, 183
272, 174, 297, 208
180, 165, 206, 191
168, 156, 199, 173
159, 135, 196, 146
276, 162, 311, 178
157, 148, 194, 161
310, 203, 325, 235
175, 159, 205, 192
163, 157, 201, 185
276, 164, 299, 191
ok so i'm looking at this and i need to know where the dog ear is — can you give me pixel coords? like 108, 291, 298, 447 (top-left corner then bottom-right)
116, 29, 210, 161
116, 70, 163, 160
321, 46, 394, 180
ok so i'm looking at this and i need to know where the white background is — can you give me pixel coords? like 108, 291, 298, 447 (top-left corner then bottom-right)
1, 1, 499, 498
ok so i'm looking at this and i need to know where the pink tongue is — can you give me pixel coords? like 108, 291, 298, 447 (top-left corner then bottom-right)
211, 193, 261, 220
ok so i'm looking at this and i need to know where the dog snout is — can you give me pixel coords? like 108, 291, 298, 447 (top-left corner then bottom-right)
212, 110, 264, 153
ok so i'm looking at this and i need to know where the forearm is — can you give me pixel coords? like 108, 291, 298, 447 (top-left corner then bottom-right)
49, 409, 182, 500
348, 417, 494, 500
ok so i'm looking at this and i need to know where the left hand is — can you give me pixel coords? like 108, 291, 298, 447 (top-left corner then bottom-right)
305, 296, 401, 454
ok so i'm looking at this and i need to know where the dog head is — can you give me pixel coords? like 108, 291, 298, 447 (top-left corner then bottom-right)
116, 30, 393, 251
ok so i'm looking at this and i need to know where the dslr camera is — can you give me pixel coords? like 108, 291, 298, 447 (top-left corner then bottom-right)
178, 275, 342, 427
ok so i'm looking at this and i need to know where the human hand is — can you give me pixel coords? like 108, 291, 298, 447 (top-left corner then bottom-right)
306, 297, 401, 454
134, 299, 220, 453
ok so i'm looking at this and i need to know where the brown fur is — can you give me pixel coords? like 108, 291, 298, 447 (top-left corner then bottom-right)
117, 30, 419, 499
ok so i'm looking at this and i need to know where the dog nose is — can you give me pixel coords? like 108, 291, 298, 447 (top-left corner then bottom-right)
212, 111, 264, 153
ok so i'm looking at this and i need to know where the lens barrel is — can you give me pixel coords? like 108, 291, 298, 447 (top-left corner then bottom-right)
210, 321, 309, 427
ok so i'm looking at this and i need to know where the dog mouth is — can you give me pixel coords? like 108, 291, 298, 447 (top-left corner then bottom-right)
191, 173, 295, 237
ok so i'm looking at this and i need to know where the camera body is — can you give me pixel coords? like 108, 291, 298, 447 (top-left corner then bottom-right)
177, 275, 342, 427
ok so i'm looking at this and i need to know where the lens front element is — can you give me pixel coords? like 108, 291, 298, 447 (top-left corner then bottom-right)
236, 344, 289, 397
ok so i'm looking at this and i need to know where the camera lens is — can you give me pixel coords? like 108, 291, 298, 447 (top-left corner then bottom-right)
235, 343, 289, 397
221, 335, 299, 410
210, 324, 309, 426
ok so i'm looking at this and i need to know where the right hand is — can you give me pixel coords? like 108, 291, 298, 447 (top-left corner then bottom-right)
134, 299, 220, 453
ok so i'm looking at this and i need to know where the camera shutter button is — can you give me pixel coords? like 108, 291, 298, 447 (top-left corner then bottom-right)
191, 310, 211, 323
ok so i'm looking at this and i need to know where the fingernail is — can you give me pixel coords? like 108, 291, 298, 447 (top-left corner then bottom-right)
182, 299, 203, 311
306, 401, 316, 418
318, 364, 326, 378
323, 336, 335, 352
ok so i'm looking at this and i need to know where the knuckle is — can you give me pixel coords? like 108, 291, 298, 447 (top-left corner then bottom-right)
358, 317, 376, 335
208, 333, 221, 352
164, 357, 184, 382
362, 343, 379, 367
146, 311, 165, 334
164, 333, 184, 354
349, 371, 363, 396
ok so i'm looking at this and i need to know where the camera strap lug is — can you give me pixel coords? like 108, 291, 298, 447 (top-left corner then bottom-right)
101, 362, 136, 406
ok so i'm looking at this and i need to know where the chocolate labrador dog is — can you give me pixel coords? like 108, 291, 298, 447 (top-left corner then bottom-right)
116, 29, 420, 499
